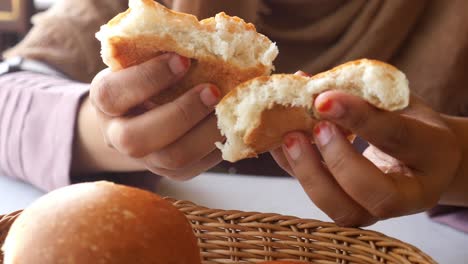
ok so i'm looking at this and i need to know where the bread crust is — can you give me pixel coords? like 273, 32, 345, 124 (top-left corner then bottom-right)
108, 0, 258, 35
216, 59, 409, 162
108, 35, 267, 103
2, 182, 201, 264
220, 60, 402, 105
99, 0, 275, 104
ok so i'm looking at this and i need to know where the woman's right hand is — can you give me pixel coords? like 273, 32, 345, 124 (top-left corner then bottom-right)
89, 53, 223, 180
270, 91, 463, 226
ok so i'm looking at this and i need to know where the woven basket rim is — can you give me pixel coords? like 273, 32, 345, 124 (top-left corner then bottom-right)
0, 198, 437, 264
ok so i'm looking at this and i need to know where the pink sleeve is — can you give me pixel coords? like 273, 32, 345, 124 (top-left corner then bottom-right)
428, 206, 468, 233
0, 72, 88, 191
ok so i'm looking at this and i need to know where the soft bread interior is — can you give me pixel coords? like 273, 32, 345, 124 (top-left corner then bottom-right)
96, 0, 278, 72
216, 59, 410, 162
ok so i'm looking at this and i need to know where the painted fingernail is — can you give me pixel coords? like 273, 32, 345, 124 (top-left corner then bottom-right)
294, 70, 311, 77
284, 136, 301, 161
168, 54, 190, 75
200, 84, 221, 106
316, 99, 345, 118
314, 122, 333, 146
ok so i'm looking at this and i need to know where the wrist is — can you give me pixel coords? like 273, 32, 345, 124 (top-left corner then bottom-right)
71, 96, 144, 177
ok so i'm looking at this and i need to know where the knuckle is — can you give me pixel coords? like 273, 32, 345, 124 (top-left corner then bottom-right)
172, 100, 191, 124
148, 165, 200, 181
332, 210, 370, 227
145, 148, 192, 171
326, 152, 347, 173
91, 74, 119, 115
109, 122, 144, 158
333, 217, 356, 228
347, 106, 370, 131
380, 119, 409, 153
334, 217, 362, 228
369, 205, 393, 219
180, 88, 214, 118
368, 193, 398, 219
171, 172, 200, 181
158, 148, 192, 170
138, 63, 160, 88
137, 60, 172, 92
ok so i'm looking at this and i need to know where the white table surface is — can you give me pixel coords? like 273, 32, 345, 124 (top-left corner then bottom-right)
1, 173, 467, 263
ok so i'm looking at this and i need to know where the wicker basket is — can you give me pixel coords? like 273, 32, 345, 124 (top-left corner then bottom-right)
0, 198, 436, 264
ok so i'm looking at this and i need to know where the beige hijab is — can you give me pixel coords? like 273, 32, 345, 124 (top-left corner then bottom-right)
166, 0, 426, 73
167, 0, 468, 115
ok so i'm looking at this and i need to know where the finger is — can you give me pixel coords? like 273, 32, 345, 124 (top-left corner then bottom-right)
90, 53, 190, 116
313, 121, 426, 218
363, 145, 411, 175
282, 132, 376, 226
92, 105, 115, 148
106, 84, 221, 157
147, 150, 222, 181
314, 91, 447, 170
144, 115, 223, 170
270, 148, 293, 176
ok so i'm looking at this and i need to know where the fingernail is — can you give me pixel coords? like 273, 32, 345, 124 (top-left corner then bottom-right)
294, 70, 311, 77
316, 99, 345, 118
168, 54, 190, 75
200, 84, 221, 106
284, 136, 301, 161
314, 122, 333, 146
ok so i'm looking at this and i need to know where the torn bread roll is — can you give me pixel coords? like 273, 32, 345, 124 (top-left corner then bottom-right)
96, 0, 278, 104
215, 59, 410, 162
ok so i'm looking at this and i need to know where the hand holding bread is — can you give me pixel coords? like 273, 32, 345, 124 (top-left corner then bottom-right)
96, 0, 278, 104
91, 0, 462, 230
215, 59, 410, 162
1, 0, 461, 262
94, 0, 412, 165
91, 0, 279, 178
270, 88, 461, 226
90, 54, 224, 180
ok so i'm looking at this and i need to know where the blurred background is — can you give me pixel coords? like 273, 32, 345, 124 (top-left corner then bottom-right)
0, 0, 53, 54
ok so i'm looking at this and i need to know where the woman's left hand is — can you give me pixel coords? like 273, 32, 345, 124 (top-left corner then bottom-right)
271, 90, 462, 227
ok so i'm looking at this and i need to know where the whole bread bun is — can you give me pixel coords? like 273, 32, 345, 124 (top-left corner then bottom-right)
215, 59, 410, 162
96, 0, 278, 104
2, 181, 201, 264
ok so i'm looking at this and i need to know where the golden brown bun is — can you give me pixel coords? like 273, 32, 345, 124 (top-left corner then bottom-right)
2, 181, 201, 264
96, 0, 278, 104
215, 59, 410, 162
